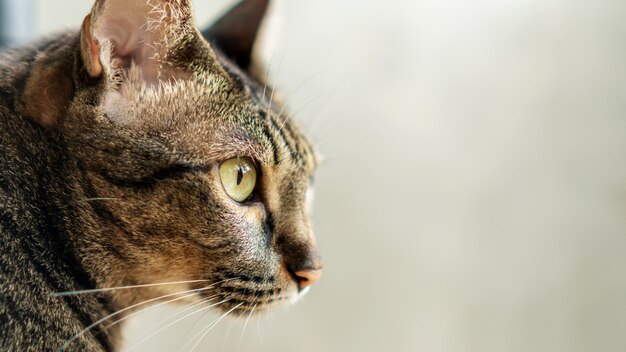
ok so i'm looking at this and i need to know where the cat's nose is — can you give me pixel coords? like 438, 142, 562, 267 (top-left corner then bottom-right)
294, 268, 322, 289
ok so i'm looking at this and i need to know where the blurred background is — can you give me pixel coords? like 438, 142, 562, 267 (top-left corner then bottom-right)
2, 0, 626, 351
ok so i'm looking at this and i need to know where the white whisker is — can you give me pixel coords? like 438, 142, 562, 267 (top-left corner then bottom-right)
239, 302, 257, 348
180, 300, 232, 350
159, 295, 214, 323
52, 279, 220, 297
261, 47, 278, 103
125, 297, 228, 351
305, 80, 348, 138
256, 313, 263, 342
275, 71, 324, 134
265, 50, 286, 118
101, 290, 208, 332
278, 97, 317, 136
58, 286, 208, 351
187, 302, 245, 352
220, 319, 237, 352
57, 277, 236, 351
267, 309, 274, 322
82, 197, 119, 202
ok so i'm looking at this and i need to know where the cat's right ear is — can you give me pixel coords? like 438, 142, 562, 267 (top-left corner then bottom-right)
202, 0, 270, 70
79, 0, 197, 85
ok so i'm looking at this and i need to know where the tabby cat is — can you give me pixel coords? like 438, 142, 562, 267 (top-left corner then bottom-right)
0, 0, 322, 350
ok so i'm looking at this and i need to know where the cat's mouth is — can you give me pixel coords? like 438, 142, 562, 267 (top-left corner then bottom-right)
188, 276, 300, 316
213, 284, 288, 315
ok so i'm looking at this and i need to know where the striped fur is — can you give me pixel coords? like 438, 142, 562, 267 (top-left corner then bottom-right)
0, 0, 321, 351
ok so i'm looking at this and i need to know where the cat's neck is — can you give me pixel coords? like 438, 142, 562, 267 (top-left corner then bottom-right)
0, 37, 125, 350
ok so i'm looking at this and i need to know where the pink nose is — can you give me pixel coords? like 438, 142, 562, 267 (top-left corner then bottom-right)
294, 269, 322, 289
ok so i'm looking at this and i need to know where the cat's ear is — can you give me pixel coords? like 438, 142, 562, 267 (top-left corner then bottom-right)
202, 0, 269, 70
20, 52, 75, 129
80, 0, 196, 84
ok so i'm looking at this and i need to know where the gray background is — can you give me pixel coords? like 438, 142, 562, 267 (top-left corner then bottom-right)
12, 0, 626, 351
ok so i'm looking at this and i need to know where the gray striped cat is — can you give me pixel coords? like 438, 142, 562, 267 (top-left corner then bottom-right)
0, 0, 322, 350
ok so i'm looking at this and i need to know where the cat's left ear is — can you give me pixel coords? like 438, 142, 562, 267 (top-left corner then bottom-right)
19, 47, 75, 129
202, 0, 269, 70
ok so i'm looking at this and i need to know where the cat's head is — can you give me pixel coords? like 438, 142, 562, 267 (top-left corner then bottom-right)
30, 0, 322, 314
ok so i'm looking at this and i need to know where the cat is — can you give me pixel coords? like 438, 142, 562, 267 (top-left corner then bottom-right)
0, 0, 322, 351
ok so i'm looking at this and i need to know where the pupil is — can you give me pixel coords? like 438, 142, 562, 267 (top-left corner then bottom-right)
236, 167, 244, 186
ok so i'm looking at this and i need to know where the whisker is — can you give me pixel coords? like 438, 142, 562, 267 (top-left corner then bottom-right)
261, 46, 278, 103
278, 98, 316, 135
100, 290, 209, 332
277, 72, 322, 133
287, 95, 318, 122
99, 272, 221, 281
124, 297, 228, 351
220, 320, 237, 352
265, 50, 286, 118
57, 278, 236, 351
157, 295, 213, 324
256, 313, 263, 342
82, 197, 119, 202
275, 71, 324, 129
52, 279, 221, 297
305, 81, 349, 138
123, 295, 207, 339
181, 299, 216, 341
58, 287, 203, 351
180, 300, 232, 350
239, 301, 257, 348
187, 302, 245, 352
267, 309, 274, 322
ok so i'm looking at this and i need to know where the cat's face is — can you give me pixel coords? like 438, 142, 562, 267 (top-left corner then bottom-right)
54, 0, 322, 315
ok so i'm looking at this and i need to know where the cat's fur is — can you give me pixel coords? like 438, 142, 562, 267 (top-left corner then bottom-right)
0, 0, 322, 350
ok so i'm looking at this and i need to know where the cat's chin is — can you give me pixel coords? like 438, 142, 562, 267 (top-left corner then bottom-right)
290, 286, 311, 305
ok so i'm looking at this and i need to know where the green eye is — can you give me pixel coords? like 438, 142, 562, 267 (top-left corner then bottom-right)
219, 157, 257, 202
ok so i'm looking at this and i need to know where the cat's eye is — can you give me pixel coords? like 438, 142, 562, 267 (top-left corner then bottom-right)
219, 157, 257, 203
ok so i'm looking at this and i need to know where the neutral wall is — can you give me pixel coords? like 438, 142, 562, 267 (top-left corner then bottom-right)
30, 1, 626, 351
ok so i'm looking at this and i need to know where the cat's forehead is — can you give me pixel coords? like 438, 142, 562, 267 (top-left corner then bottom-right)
105, 72, 317, 173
